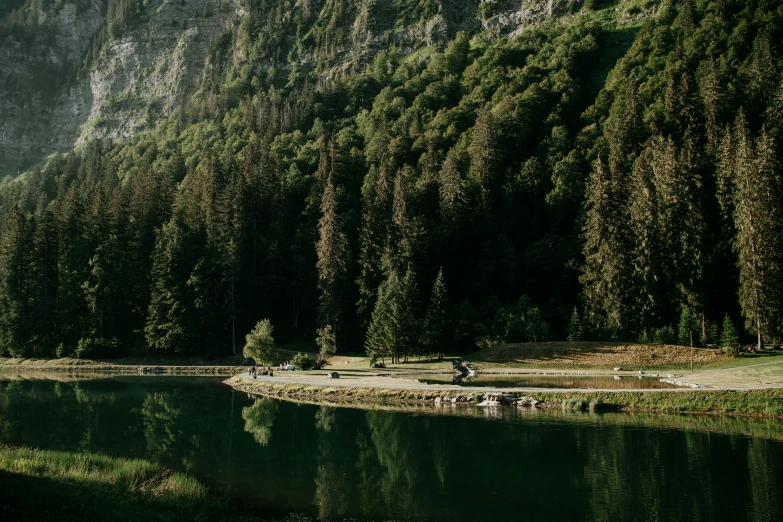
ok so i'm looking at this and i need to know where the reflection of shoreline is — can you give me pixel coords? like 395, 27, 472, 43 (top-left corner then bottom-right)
240, 391, 783, 443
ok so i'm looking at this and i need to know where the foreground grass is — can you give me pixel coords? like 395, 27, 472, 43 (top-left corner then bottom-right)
0, 445, 226, 521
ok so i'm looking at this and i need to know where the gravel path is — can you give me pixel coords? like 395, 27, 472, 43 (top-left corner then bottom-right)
237, 372, 783, 392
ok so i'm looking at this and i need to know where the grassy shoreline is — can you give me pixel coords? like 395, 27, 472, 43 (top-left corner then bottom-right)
0, 445, 225, 521
225, 376, 783, 419
0, 356, 247, 375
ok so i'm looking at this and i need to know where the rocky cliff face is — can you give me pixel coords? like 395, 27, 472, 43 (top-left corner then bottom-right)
0, 0, 574, 176
0, 0, 237, 176
0, 0, 104, 175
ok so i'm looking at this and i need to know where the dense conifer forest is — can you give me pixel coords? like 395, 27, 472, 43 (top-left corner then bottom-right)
1, 0, 782, 359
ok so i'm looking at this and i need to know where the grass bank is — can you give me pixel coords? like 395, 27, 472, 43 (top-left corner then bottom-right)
464, 341, 737, 370
0, 347, 332, 375
0, 356, 247, 375
0, 445, 224, 521
226, 376, 783, 419
531, 389, 783, 417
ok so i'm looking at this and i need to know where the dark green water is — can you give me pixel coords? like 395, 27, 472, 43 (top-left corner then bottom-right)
1, 375, 783, 521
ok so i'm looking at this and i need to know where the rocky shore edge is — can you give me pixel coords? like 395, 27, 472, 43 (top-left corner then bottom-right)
224, 375, 783, 418
224, 375, 609, 412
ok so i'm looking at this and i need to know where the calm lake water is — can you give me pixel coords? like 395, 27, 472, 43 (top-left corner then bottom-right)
400, 373, 683, 389
1, 375, 782, 521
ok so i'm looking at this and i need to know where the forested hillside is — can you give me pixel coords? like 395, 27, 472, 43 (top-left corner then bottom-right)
0, 0, 782, 360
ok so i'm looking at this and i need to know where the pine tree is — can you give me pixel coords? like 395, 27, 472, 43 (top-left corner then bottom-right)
651, 133, 705, 317
0, 209, 34, 357
356, 160, 393, 325
316, 171, 347, 341
382, 268, 419, 363
580, 155, 629, 330
737, 128, 782, 350
56, 187, 90, 350
700, 57, 724, 149
29, 210, 59, 356
145, 219, 195, 354
422, 268, 450, 360
677, 308, 699, 346
627, 145, 660, 330
720, 314, 740, 354
365, 279, 391, 364
608, 79, 643, 179
715, 124, 736, 220
765, 72, 783, 143
567, 307, 582, 342
316, 324, 336, 363
83, 235, 125, 343
439, 147, 466, 226
383, 171, 414, 274
468, 105, 498, 208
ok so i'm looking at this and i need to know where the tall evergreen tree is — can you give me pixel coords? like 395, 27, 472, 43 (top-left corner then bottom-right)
382, 268, 419, 363
627, 146, 661, 330
145, 218, 195, 354
733, 127, 783, 350
383, 171, 414, 274
365, 278, 391, 363
30, 210, 59, 356
439, 147, 466, 226
581, 155, 629, 330
468, 105, 498, 208
422, 267, 450, 360
0, 209, 34, 356
356, 160, 393, 325
316, 171, 348, 343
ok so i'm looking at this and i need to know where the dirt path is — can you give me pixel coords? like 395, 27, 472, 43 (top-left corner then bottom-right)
237, 372, 783, 393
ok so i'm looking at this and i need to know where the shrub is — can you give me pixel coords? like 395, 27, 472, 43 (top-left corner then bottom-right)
652, 325, 676, 345
475, 335, 501, 350
75, 337, 119, 359
291, 352, 317, 371
56, 342, 73, 359
562, 398, 587, 411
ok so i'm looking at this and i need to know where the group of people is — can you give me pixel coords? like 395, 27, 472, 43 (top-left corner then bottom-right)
248, 365, 273, 379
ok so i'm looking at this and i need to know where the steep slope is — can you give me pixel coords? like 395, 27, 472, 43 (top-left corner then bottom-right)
0, 0, 590, 176
0, 0, 237, 176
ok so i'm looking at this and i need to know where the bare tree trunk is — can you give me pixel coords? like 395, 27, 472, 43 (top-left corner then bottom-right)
757, 310, 763, 352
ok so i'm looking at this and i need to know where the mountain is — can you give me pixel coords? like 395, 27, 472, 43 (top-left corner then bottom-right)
0, 0, 594, 176
0, 0, 781, 359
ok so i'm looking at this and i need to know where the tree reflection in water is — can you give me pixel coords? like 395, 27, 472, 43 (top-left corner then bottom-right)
241, 397, 279, 447
314, 406, 349, 520
366, 410, 417, 520
142, 392, 184, 462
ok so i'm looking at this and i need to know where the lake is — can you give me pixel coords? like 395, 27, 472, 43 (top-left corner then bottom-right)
1, 375, 782, 521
